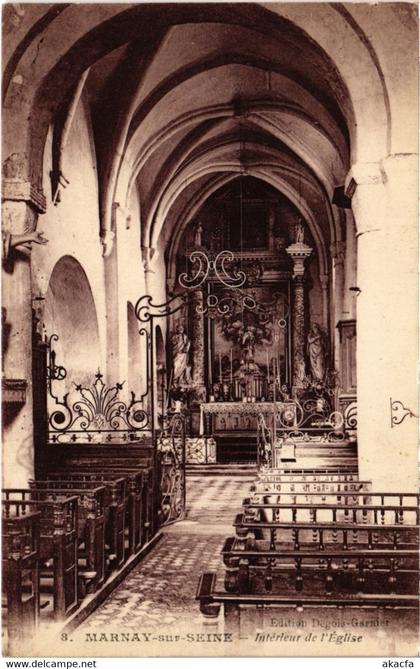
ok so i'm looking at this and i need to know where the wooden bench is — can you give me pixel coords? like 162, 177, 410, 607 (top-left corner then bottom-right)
30, 472, 128, 572
196, 569, 419, 635
222, 535, 418, 593
44, 443, 155, 542
233, 514, 419, 548
250, 479, 372, 494
29, 478, 123, 574
246, 491, 419, 510
2, 509, 41, 655
4, 486, 106, 592
241, 497, 420, 526
2, 495, 79, 621
48, 465, 153, 547
80, 466, 153, 544
226, 521, 419, 590
257, 471, 359, 483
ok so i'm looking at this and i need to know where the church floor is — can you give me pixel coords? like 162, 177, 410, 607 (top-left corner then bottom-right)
79, 476, 252, 634
63, 475, 418, 658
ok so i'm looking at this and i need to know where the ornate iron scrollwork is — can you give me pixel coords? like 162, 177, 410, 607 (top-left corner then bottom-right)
257, 413, 273, 468
390, 398, 417, 428
46, 335, 150, 443
178, 249, 246, 290
48, 370, 150, 443
157, 413, 186, 525
135, 293, 188, 323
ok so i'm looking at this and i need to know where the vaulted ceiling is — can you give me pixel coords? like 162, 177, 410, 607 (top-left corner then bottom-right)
7, 3, 410, 263
82, 13, 353, 259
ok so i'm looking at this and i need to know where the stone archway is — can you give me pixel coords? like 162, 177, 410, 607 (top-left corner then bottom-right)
44, 255, 101, 394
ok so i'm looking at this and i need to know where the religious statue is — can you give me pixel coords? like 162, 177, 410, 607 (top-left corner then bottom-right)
241, 325, 256, 360
170, 323, 192, 386
193, 220, 203, 247
295, 221, 305, 244
294, 351, 306, 385
307, 322, 327, 383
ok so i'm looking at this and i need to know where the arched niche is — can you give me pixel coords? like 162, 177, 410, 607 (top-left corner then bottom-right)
44, 255, 100, 394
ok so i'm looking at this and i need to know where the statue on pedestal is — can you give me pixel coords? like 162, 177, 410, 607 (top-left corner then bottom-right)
307, 322, 327, 383
193, 220, 203, 247
295, 221, 305, 244
170, 323, 192, 386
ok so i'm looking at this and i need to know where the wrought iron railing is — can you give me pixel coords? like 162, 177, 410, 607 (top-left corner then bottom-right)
157, 412, 186, 525
46, 335, 150, 444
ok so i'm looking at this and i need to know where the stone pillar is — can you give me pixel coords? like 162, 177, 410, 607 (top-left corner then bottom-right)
286, 242, 312, 393
329, 242, 344, 371
190, 289, 207, 403
319, 272, 330, 332
345, 156, 418, 491
342, 211, 357, 319
2, 154, 46, 487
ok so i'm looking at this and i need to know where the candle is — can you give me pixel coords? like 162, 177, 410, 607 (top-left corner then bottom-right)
219, 353, 222, 382
230, 349, 233, 384
266, 350, 270, 383
277, 355, 281, 387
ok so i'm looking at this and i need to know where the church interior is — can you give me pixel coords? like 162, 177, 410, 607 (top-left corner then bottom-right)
2, 2, 419, 658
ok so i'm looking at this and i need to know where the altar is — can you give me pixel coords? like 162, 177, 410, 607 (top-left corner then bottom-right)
199, 400, 297, 435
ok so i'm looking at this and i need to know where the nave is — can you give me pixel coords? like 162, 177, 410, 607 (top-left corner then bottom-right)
6, 468, 419, 657
2, 2, 419, 659
49, 473, 420, 657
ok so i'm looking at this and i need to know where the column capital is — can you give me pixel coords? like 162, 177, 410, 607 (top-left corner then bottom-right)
101, 229, 115, 258
344, 162, 384, 199
2, 154, 46, 214
2, 179, 46, 214
286, 242, 312, 278
380, 153, 418, 181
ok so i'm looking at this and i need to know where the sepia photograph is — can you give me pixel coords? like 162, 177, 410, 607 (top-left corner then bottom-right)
1, 0, 419, 660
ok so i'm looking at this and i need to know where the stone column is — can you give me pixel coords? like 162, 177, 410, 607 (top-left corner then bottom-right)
190, 289, 207, 403
342, 211, 357, 319
319, 272, 330, 331
286, 242, 312, 393
329, 242, 344, 371
345, 156, 418, 491
2, 154, 46, 487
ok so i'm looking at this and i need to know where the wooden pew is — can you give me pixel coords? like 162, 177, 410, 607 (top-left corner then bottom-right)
222, 536, 418, 594
233, 515, 419, 549
196, 567, 419, 635
32, 476, 127, 569
48, 465, 153, 547
87, 466, 153, 542
4, 486, 106, 592
241, 497, 420, 526
226, 519, 419, 590
2, 509, 41, 655
44, 443, 155, 543
2, 496, 79, 621
77, 467, 153, 545
250, 480, 372, 494
257, 471, 359, 484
